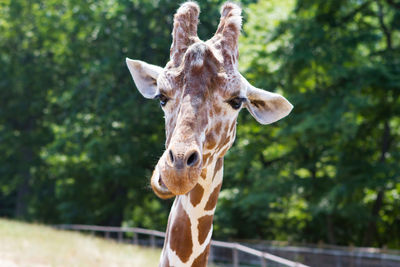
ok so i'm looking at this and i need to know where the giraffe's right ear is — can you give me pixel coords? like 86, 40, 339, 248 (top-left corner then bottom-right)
126, 58, 163, 99
241, 74, 293, 125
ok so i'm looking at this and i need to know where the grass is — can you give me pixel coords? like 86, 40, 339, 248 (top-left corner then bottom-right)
0, 218, 161, 267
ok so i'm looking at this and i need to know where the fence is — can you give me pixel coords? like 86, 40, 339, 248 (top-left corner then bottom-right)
55, 224, 309, 267
248, 243, 400, 267
55, 224, 400, 267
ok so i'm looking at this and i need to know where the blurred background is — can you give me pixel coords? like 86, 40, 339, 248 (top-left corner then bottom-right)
0, 0, 399, 259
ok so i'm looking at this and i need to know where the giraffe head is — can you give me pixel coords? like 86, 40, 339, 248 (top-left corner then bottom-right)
126, 2, 292, 199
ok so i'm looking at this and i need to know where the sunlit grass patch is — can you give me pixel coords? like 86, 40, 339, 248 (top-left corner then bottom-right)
0, 218, 161, 267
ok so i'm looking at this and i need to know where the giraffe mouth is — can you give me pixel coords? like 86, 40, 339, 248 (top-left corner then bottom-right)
151, 167, 174, 199
158, 175, 169, 191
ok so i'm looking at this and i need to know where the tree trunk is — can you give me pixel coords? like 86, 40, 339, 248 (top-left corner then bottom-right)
327, 214, 336, 244
363, 121, 391, 246
15, 146, 34, 219
363, 190, 384, 246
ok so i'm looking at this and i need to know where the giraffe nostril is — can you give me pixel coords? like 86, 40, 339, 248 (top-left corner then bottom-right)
169, 150, 174, 164
186, 151, 199, 167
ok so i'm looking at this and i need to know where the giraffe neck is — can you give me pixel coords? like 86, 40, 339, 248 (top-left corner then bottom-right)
160, 157, 224, 267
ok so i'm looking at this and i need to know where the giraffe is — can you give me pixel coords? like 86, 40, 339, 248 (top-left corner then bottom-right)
126, 2, 293, 266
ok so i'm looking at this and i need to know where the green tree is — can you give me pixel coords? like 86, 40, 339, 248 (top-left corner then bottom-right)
216, 0, 400, 248
0, 0, 55, 218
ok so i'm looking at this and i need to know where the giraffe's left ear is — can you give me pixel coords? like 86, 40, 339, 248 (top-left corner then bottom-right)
126, 58, 163, 99
243, 77, 293, 125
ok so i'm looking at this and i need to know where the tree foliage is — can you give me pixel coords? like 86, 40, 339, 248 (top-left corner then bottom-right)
216, 0, 400, 248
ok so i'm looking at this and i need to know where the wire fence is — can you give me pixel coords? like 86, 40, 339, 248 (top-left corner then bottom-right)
248, 243, 400, 267
55, 224, 400, 267
55, 224, 309, 267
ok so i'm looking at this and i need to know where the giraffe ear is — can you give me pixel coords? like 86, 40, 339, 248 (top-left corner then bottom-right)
126, 58, 163, 99
243, 78, 293, 125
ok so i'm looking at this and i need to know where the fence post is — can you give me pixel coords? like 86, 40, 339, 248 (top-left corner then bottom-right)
233, 245, 239, 267
150, 234, 156, 248
133, 233, 139, 245
118, 231, 123, 243
260, 254, 267, 267
208, 246, 214, 264
335, 250, 342, 267
380, 253, 387, 267
105, 231, 110, 239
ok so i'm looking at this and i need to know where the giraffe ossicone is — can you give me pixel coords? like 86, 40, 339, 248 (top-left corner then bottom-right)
126, 2, 293, 266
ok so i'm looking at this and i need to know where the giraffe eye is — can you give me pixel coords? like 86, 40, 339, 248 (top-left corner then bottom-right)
227, 97, 246, 110
155, 94, 169, 107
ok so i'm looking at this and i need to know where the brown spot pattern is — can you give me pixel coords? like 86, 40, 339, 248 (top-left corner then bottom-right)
170, 201, 193, 262
223, 122, 230, 133
203, 153, 211, 165
213, 158, 223, 180
213, 103, 222, 115
205, 183, 222, 211
200, 168, 207, 180
215, 124, 230, 151
191, 243, 211, 267
190, 183, 204, 207
214, 121, 222, 135
219, 146, 229, 157
197, 215, 213, 244
218, 136, 231, 152
208, 155, 215, 165
205, 132, 216, 150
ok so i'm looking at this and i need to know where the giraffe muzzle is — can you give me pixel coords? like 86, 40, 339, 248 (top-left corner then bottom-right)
151, 146, 203, 198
